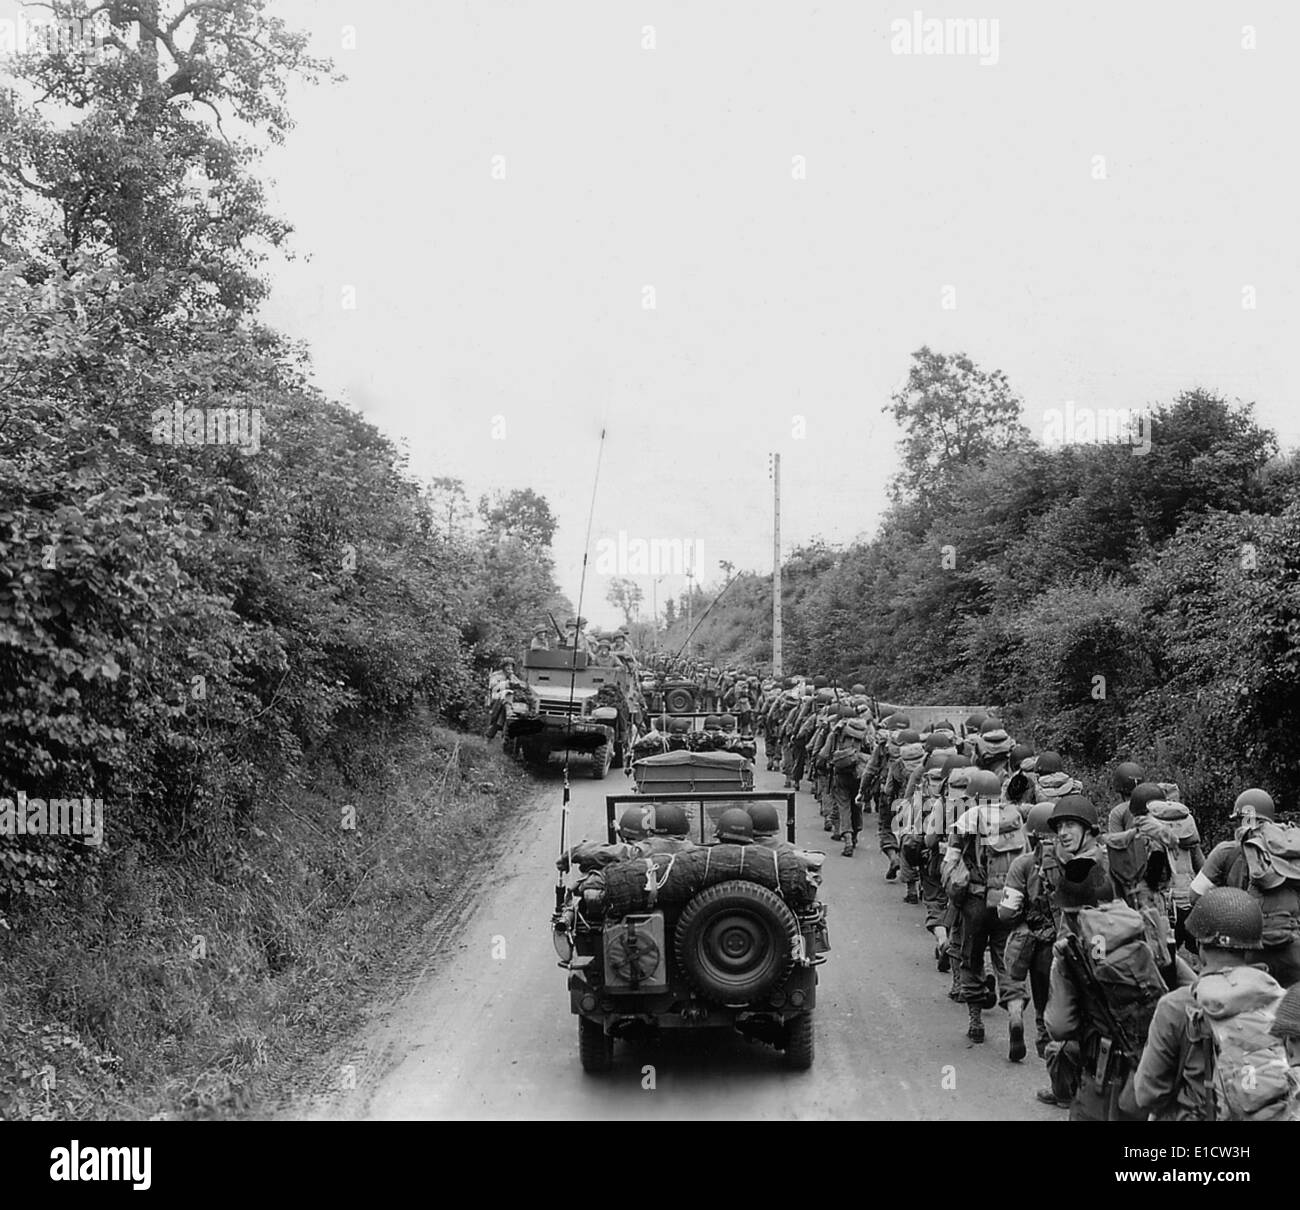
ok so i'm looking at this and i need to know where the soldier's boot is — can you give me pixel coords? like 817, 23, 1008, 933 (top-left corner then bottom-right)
903, 882, 919, 904
884, 855, 899, 881
1008, 999, 1027, 1063
840, 830, 855, 857
967, 1003, 985, 1044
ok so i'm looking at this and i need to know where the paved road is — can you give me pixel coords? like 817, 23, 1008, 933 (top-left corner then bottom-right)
295, 753, 1062, 1120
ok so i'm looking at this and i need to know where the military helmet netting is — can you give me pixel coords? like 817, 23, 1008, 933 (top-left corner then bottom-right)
1186, 888, 1264, 950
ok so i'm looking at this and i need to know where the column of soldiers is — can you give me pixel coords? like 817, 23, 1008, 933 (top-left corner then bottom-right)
751, 679, 1300, 1122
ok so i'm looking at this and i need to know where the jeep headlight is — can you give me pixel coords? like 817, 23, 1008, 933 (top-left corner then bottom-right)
552, 925, 574, 963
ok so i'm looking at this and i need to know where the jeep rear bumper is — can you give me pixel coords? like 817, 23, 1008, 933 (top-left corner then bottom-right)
566, 966, 817, 1029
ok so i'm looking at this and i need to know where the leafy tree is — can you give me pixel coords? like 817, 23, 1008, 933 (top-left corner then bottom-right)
478, 487, 557, 547
605, 577, 643, 629
885, 346, 1031, 518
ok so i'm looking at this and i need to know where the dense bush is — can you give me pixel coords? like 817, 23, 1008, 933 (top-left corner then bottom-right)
672, 352, 1298, 834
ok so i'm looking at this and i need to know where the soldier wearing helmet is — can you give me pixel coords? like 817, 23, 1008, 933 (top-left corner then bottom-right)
1133, 888, 1286, 1121
921, 756, 974, 983
746, 802, 825, 882
1189, 789, 1300, 988
1048, 796, 1109, 868
644, 802, 693, 848
779, 678, 819, 791
999, 800, 1072, 1067
1189, 789, 1277, 907
943, 768, 1031, 1052
714, 808, 754, 845
555, 806, 654, 873
824, 715, 871, 856
895, 749, 952, 904
1106, 761, 1147, 832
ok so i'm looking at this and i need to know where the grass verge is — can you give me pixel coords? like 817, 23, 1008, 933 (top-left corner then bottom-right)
0, 723, 534, 1120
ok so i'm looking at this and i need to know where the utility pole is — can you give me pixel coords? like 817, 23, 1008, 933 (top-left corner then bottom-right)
769, 452, 783, 677
685, 552, 694, 657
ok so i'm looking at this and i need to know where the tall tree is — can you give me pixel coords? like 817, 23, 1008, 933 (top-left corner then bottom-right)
605, 577, 643, 629
885, 346, 1031, 518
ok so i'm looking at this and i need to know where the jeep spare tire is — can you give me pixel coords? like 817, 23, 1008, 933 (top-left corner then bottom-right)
665, 686, 695, 714
674, 880, 799, 1004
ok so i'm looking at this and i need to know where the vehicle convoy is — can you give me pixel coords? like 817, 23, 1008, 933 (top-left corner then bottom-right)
551, 751, 829, 1072
505, 647, 642, 778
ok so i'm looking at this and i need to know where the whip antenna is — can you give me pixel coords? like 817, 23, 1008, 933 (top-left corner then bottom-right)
556, 427, 608, 892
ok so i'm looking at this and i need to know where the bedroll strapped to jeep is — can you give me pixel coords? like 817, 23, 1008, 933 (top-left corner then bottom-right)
600, 844, 818, 920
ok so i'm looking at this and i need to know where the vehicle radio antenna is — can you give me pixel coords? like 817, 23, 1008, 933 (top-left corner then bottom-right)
556, 427, 608, 904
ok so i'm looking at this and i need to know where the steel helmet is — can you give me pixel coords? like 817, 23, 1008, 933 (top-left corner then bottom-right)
702, 714, 723, 731
815, 688, 834, 704
719, 713, 738, 732
618, 807, 650, 841
946, 766, 975, 793
965, 713, 987, 732
1049, 795, 1099, 832
746, 802, 781, 836
1113, 761, 1146, 796
668, 716, 692, 734
812, 675, 829, 689
1025, 802, 1056, 837
782, 676, 797, 689
1232, 788, 1276, 821
1128, 782, 1165, 817
924, 732, 956, 753
715, 808, 754, 844
1186, 888, 1264, 950
924, 750, 951, 771
966, 769, 1003, 800
898, 729, 922, 746
942, 752, 973, 771
1035, 751, 1064, 775
1009, 743, 1035, 769
837, 703, 856, 719
889, 714, 911, 730
850, 683, 867, 695
650, 803, 689, 836
979, 718, 1004, 736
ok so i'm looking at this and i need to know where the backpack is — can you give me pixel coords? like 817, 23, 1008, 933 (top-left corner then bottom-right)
1192, 966, 1299, 1122
1071, 903, 1169, 1053
1240, 820, 1300, 946
1145, 801, 1201, 905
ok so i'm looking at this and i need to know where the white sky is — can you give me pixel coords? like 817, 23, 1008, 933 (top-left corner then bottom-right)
196, 2, 1297, 627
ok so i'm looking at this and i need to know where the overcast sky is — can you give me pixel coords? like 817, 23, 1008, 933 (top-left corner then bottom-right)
245, 0, 1300, 628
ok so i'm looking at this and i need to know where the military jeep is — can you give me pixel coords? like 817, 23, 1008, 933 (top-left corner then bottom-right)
551, 779, 829, 1073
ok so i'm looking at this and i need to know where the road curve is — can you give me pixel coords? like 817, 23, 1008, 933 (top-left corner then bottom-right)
291, 757, 1061, 1121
